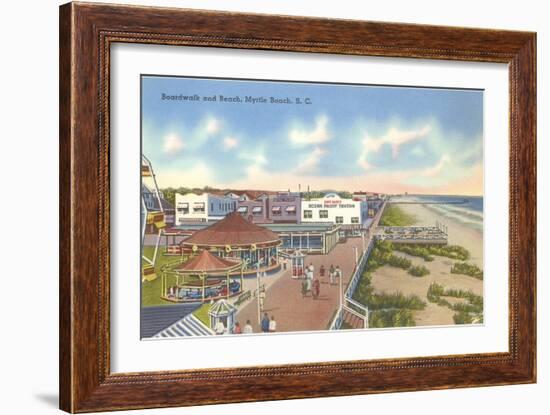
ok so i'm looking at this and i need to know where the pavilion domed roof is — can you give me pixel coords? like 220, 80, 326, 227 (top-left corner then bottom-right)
174, 249, 241, 273
181, 212, 281, 247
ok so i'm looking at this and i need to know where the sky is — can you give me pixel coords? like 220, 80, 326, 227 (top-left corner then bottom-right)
142, 75, 484, 196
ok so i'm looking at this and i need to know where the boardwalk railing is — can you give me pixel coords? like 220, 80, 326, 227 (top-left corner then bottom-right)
329, 237, 374, 330
342, 297, 369, 329
329, 201, 388, 331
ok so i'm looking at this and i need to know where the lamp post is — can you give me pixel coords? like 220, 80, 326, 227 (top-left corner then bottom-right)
256, 263, 261, 326
339, 263, 343, 311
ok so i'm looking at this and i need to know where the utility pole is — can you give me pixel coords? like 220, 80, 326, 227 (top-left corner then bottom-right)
339, 265, 343, 311
256, 263, 261, 326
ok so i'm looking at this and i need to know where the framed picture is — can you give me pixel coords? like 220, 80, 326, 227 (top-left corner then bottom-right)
59, 2, 536, 412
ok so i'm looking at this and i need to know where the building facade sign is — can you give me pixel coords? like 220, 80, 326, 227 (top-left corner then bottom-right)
301, 193, 368, 227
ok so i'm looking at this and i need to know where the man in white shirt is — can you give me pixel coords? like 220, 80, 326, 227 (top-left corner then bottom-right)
214, 320, 225, 335
243, 319, 253, 334
269, 316, 277, 332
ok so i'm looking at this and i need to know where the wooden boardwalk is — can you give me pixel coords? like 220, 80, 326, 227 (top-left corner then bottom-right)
235, 237, 364, 333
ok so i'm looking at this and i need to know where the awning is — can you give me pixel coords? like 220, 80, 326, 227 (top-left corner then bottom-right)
252, 206, 263, 213
285, 206, 296, 212
272, 206, 281, 212
178, 203, 189, 208
193, 202, 205, 208
237, 206, 248, 213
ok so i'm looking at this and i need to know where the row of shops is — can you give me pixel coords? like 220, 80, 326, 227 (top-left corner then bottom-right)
175, 191, 384, 228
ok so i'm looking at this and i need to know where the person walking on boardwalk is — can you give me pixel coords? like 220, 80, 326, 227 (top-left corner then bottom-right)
233, 321, 242, 334
306, 267, 313, 293
243, 319, 253, 334
319, 265, 325, 277
261, 313, 270, 333
269, 316, 277, 332
335, 265, 342, 282
329, 264, 335, 285
312, 278, 320, 299
301, 277, 308, 298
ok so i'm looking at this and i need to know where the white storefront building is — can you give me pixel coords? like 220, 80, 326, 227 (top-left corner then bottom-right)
175, 193, 237, 223
301, 193, 368, 227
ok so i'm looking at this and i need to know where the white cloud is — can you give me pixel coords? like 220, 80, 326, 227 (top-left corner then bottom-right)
358, 124, 432, 170
294, 147, 327, 174
162, 133, 184, 154
223, 136, 239, 150
289, 115, 330, 146
205, 117, 221, 135
238, 150, 267, 166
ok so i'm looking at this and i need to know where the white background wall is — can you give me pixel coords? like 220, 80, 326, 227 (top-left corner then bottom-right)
1, 0, 546, 414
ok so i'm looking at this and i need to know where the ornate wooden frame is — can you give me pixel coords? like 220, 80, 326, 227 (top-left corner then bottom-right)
59, 2, 536, 412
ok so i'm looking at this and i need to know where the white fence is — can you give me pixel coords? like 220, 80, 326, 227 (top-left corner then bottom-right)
329, 237, 374, 330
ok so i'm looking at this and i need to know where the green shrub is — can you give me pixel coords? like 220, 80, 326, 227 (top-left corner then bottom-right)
392, 243, 470, 261
392, 244, 434, 261
388, 254, 412, 269
367, 291, 426, 310
451, 262, 483, 279
431, 245, 470, 260
369, 309, 416, 328
365, 240, 411, 271
453, 311, 483, 324
409, 265, 430, 277
427, 282, 483, 324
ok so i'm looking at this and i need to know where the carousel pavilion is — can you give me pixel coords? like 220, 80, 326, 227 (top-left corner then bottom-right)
180, 212, 282, 275
161, 249, 243, 303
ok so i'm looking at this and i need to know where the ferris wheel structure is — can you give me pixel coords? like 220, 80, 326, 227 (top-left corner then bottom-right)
141, 155, 166, 282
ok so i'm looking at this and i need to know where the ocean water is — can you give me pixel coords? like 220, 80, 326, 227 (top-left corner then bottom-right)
395, 195, 483, 232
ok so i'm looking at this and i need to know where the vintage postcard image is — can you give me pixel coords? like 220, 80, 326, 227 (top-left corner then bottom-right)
140, 75, 483, 339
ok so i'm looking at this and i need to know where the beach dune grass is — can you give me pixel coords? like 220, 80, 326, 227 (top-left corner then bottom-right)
370, 309, 416, 328
393, 243, 470, 261
427, 282, 483, 324
408, 264, 430, 277
350, 241, 427, 328
366, 240, 412, 271
451, 262, 483, 279
379, 204, 417, 226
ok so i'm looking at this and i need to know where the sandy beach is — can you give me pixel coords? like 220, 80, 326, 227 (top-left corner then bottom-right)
370, 203, 484, 326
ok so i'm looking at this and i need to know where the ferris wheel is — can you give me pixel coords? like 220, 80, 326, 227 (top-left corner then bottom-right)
141, 155, 166, 282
